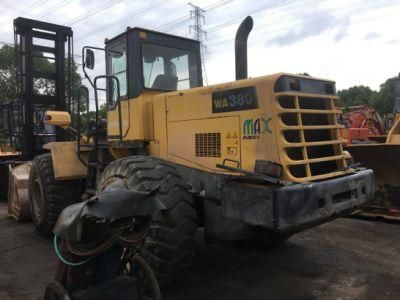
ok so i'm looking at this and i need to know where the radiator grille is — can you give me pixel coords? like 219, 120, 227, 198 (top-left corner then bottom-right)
195, 132, 221, 157
277, 94, 349, 181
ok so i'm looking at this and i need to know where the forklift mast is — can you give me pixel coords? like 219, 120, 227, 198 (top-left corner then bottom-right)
12, 17, 73, 160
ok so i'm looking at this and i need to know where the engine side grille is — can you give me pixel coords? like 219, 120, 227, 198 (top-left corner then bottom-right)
277, 94, 349, 182
195, 132, 221, 157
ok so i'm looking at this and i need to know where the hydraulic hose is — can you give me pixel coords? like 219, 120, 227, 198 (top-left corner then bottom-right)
53, 235, 92, 267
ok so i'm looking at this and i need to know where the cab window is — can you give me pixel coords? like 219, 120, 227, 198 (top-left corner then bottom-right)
107, 41, 127, 106
142, 43, 199, 91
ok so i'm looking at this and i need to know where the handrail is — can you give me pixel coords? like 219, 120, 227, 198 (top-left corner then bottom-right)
77, 86, 89, 167
93, 75, 122, 150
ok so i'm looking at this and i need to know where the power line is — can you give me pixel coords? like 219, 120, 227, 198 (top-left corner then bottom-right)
189, 3, 208, 84
205, 0, 235, 11
75, 0, 233, 85
154, 0, 233, 33
207, 0, 288, 32
34, 0, 74, 19
205, 0, 324, 48
74, 0, 231, 44
0, 0, 49, 27
74, 0, 172, 43
72, 0, 173, 67
205, 0, 392, 52
153, 1, 235, 85
65, 0, 125, 26
154, 15, 191, 31
71, 0, 232, 83
18, 0, 49, 15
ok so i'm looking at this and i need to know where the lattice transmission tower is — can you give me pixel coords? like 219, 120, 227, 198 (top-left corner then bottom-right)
189, 3, 208, 85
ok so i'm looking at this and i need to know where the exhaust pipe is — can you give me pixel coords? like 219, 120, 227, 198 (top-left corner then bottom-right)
235, 16, 253, 80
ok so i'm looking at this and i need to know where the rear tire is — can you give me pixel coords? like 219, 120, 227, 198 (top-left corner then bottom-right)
98, 156, 197, 286
29, 153, 81, 236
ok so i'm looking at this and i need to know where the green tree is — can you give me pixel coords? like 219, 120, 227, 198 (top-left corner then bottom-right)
372, 78, 396, 115
0, 44, 82, 103
85, 103, 107, 120
337, 85, 378, 107
0, 45, 17, 101
99, 103, 107, 118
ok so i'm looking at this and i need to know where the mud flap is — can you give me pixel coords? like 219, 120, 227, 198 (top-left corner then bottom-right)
53, 179, 166, 241
7, 162, 32, 221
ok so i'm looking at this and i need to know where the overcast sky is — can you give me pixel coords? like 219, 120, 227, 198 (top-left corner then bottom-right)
1, 0, 399, 92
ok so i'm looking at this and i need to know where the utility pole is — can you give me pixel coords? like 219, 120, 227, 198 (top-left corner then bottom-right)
189, 3, 208, 85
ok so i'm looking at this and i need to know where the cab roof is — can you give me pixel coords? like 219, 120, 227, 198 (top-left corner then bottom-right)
105, 27, 201, 45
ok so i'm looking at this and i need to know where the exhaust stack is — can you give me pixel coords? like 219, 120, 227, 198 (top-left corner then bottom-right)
235, 16, 253, 80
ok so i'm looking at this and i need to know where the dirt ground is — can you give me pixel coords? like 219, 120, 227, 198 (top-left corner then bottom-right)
0, 202, 399, 300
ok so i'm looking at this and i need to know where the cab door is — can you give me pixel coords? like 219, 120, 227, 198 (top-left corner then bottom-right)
106, 40, 130, 140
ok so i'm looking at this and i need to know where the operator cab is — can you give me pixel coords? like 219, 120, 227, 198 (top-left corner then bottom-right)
103, 28, 203, 103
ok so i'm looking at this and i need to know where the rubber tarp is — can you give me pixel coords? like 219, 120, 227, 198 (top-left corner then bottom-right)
53, 179, 166, 241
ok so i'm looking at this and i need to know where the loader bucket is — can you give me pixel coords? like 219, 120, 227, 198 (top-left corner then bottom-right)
346, 143, 400, 219
7, 162, 31, 221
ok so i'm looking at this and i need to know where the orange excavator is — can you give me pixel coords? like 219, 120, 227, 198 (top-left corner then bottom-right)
338, 105, 386, 145
340, 80, 400, 220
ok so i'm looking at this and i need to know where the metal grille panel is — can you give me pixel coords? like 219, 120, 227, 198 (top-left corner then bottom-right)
195, 133, 221, 157
276, 93, 350, 181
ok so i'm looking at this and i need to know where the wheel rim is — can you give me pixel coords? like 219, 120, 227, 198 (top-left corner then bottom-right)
121, 254, 161, 300
32, 177, 45, 223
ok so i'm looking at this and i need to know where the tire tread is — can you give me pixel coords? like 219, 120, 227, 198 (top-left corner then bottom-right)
98, 156, 197, 286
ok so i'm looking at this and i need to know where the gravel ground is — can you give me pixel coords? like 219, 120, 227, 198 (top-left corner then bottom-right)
0, 202, 399, 300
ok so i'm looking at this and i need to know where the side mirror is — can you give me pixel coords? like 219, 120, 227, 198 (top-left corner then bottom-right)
85, 49, 95, 70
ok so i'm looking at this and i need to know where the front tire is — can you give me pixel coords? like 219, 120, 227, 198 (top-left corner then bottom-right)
29, 153, 81, 236
98, 156, 197, 286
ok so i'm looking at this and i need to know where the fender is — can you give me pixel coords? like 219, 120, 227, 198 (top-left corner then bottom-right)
43, 141, 88, 180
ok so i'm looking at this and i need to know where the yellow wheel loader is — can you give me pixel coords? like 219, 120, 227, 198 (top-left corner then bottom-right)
31, 17, 374, 285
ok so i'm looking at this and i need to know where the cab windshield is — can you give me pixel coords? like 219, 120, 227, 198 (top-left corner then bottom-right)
142, 43, 200, 91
